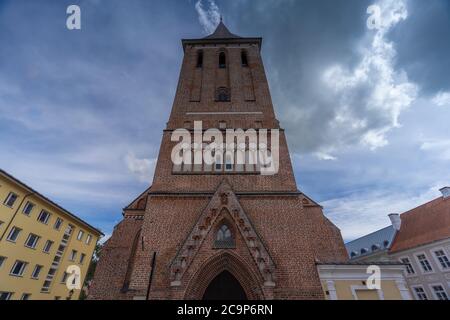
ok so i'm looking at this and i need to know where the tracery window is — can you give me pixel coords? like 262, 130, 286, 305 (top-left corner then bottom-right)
214, 224, 235, 248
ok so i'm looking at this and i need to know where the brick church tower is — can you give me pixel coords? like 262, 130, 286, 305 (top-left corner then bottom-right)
89, 20, 348, 300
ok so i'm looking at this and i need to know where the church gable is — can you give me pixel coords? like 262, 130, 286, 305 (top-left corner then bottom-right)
169, 180, 276, 288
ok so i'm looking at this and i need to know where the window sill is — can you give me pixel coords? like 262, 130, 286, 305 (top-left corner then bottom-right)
9, 274, 24, 278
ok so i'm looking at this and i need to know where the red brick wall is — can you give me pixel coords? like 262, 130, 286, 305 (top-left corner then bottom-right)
90, 34, 347, 300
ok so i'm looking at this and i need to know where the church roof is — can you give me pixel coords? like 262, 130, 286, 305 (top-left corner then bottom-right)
181, 19, 262, 52
203, 20, 241, 39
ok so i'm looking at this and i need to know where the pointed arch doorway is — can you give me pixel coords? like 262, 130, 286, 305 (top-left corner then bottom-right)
202, 271, 247, 300
184, 252, 265, 300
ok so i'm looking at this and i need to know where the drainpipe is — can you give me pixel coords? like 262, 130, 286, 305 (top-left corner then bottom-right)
146, 251, 157, 300
0, 192, 34, 242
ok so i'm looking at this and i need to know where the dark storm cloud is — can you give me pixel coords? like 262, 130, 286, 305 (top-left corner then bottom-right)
0, 0, 449, 240
393, 0, 450, 94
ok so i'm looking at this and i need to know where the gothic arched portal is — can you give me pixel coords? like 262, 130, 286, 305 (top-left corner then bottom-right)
202, 271, 247, 300
184, 252, 265, 300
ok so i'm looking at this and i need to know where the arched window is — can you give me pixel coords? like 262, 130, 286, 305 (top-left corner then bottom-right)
196, 51, 203, 68
241, 51, 248, 67
216, 87, 230, 102
350, 251, 358, 258
361, 248, 368, 255
214, 224, 235, 248
225, 153, 233, 171
371, 244, 380, 252
383, 240, 390, 248
219, 52, 226, 68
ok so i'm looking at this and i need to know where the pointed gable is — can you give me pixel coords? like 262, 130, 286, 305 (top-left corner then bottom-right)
169, 179, 276, 287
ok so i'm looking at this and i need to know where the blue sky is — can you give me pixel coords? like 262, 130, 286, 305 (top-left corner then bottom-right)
0, 0, 449, 242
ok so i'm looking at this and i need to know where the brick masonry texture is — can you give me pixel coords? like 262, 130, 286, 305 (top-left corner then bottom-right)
88, 25, 348, 300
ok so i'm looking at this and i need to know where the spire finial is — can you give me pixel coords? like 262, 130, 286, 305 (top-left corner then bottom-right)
220, 15, 223, 23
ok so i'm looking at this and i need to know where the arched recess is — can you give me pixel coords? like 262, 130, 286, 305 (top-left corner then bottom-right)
184, 251, 265, 300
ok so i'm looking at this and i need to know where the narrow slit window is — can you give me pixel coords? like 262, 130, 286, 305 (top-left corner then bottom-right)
219, 52, 226, 68
241, 51, 249, 67
196, 51, 203, 68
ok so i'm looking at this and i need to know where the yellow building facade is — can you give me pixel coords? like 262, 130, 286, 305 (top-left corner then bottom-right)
317, 263, 412, 300
0, 169, 103, 300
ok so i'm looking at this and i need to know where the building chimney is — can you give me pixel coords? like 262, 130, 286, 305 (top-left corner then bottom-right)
440, 187, 450, 199
388, 213, 401, 231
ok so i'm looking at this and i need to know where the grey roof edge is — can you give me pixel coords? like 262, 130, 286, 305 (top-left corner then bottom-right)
316, 261, 405, 266
0, 169, 104, 236
182, 37, 263, 52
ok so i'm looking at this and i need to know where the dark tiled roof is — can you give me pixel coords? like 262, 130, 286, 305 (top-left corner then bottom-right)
203, 21, 241, 39
390, 196, 450, 253
345, 225, 396, 259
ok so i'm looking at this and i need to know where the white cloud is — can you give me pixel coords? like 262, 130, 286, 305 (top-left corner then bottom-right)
323, 185, 443, 241
315, 152, 337, 161
195, 0, 221, 34
125, 152, 156, 183
322, 0, 418, 153
432, 91, 450, 107
420, 139, 450, 160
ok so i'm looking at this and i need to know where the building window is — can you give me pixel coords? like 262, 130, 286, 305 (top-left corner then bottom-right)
37, 210, 51, 224
219, 52, 226, 68
86, 234, 92, 245
4, 192, 18, 207
20, 293, 31, 300
413, 287, 428, 300
43, 240, 54, 253
77, 230, 84, 241
360, 248, 368, 255
31, 265, 43, 279
383, 240, 390, 248
417, 254, 433, 272
196, 50, 203, 68
400, 257, 415, 275
350, 251, 358, 258
54, 218, 63, 230
241, 51, 249, 67
215, 153, 223, 171
80, 253, 86, 264
6, 226, 22, 242
24, 233, 40, 249
0, 292, 13, 300
61, 272, 69, 284
0, 256, 6, 268
219, 121, 227, 129
432, 285, 448, 300
10, 260, 28, 276
371, 244, 380, 251
216, 87, 230, 102
214, 224, 235, 248
22, 201, 35, 216
69, 250, 77, 261
225, 154, 233, 171
65, 224, 74, 235
434, 249, 450, 269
